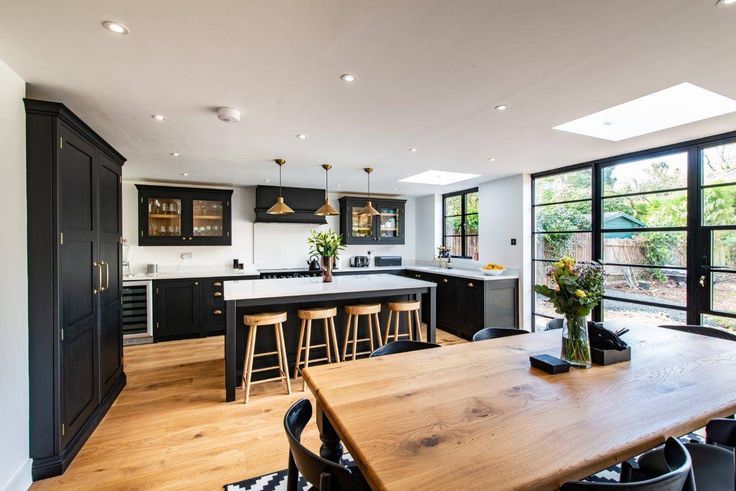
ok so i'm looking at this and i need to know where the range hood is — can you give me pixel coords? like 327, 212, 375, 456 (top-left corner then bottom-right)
254, 185, 328, 224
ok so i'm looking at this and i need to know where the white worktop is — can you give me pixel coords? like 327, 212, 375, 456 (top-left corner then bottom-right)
404, 265, 518, 281
123, 269, 259, 281
224, 273, 436, 301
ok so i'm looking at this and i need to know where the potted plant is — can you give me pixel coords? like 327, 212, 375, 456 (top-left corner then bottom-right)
533, 257, 604, 368
307, 229, 346, 282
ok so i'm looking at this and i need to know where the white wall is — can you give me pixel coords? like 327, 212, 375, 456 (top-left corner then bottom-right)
0, 59, 31, 491
414, 174, 532, 330
122, 182, 416, 272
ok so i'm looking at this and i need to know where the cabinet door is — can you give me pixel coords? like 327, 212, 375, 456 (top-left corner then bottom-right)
190, 195, 232, 245
376, 200, 405, 244
97, 157, 123, 396
138, 190, 186, 245
58, 123, 99, 447
463, 280, 485, 338
155, 280, 202, 339
437, 275, 463, 329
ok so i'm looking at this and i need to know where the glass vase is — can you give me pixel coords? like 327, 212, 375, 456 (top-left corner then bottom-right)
321, 256, 333, 283
561, 314, 591, 368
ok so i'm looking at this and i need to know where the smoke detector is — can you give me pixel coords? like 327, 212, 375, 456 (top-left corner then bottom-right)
216, 107, 241, 123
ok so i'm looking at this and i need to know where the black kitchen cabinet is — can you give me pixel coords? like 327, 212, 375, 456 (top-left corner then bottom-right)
338, 197, 406, 244
153, 275, 257, 341
136, 185, 233, 246
404, 269, 519, 340
155, 280, 202, 339
26, 99, 126, 480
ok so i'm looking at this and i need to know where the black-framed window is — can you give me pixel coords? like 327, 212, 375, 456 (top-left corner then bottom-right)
443, 188, 478, 258
530, 130, 736, 333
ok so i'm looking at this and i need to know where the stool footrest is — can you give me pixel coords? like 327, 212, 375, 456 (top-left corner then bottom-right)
296, 357, 329, 367
298, 343, 328, 351
250, 365, 285, 374
249, 376, 289, 385
253, 351, 279, 358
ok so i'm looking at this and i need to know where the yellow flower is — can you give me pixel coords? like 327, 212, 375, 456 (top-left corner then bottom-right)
574, 289, 587, 298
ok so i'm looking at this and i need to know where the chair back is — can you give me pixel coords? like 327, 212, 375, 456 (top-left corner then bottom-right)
660, 324, 736, 342
284, 399, 354, 490
545, 318, 563, 331
560, 437, 693, 490
369, 340, 440, 358
472, 327, 529, 342
706, 418, 736, 446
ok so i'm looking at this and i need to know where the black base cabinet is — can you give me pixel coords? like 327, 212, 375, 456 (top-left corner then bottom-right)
406, 269, 519, 340
153, 275, 257, 341
26, 99, 126, 480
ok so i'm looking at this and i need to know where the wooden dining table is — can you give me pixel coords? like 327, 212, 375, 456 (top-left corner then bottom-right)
301, 326, 736, 490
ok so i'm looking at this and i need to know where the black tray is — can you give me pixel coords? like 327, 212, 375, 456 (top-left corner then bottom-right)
591, 346, 631, 366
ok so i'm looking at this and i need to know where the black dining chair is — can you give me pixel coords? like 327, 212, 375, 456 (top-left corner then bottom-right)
369, 340, 440, 358
560, 437, 694, 490
545, 318, 563, 331
284, 399, 370, 491
659, 324, 736, 342
625, 419, 736, 491
472, 327, 529, 342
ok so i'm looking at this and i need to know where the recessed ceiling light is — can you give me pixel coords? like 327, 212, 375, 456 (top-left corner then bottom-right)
399, 170, 480, 186
170, 152, 182, 157
151, 114, 166, 121
494, 104, 508, 111
340, 73, 357, 82
554, 82, 736, 141
409, 147, 417, 152
181, 173, 189, 176
296, 134, 308, 140
102, 21, 129, 35
488, 157, 496, 162
717, 0, 736, 6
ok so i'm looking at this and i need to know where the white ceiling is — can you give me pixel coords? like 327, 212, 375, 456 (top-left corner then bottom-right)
1, 0, 735, 196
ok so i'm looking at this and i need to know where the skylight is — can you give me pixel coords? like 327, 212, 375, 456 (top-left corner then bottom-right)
554, 82, 736, 141
399, 170, 480, 185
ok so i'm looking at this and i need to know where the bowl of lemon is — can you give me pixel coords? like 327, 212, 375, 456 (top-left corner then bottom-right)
480, 262, 505, 276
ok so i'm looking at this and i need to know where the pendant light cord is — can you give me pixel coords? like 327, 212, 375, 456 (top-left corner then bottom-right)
325, 168, 329, 200
279, 164, 283, 197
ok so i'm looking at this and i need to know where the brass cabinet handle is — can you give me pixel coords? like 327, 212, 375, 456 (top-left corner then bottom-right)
442, 278, 448, 283
194, 281, 199, 286
415, 274, 421, 278
213, 291, 223, 297
467, 282, 474, 288
93, 261, 100, 294
213, 282, 222, 287
213, 309, 223, 315
182, 237, 186, 241
103, 261, 110, 291
188, 237, 193, 241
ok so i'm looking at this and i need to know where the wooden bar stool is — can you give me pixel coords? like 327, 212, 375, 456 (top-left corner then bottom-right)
342, 304, 383, 361
294, 307, 341, 390
385, 300, 424, 343
241, 312, 291, 404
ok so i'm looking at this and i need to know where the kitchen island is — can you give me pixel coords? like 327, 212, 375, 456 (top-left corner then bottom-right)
223, 274, 437, 402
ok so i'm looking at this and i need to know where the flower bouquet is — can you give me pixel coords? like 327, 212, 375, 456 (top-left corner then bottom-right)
533, 257, 604, 368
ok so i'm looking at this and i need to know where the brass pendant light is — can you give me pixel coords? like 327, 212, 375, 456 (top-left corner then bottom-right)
266, 159, 295, 214
359, 167, 380, 216
314, 163, 339, 216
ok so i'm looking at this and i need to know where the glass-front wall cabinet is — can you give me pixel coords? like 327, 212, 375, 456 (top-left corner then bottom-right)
137, 185, 232, 246
339, 197, 406, 244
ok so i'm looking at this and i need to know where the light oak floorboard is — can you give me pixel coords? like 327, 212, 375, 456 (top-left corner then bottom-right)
32, 328, 463, 490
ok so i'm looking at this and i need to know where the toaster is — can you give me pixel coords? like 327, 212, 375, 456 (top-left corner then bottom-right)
350, 256, 370, 268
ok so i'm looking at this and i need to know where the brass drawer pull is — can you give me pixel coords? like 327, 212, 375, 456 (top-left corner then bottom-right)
213, 309, 223, 315
468, 282, 474, 288
194, 281, 199, 286
415, 274, 421, 278
213, 291, 223, 297
213, 281, 222, 287
442, 278, 448, 283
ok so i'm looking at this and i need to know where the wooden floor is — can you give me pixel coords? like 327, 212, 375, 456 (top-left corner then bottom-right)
32, 329, 464, 490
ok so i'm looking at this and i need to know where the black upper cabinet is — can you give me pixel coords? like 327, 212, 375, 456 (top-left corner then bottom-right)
25, 99, 126, 480
338, 197, 406, 244
136, 185, 233, 246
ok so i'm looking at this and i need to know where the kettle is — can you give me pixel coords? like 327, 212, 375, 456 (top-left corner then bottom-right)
307, 255, 321, 272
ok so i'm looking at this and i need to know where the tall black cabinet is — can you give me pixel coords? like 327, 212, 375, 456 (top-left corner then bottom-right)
26, 99, 127, 480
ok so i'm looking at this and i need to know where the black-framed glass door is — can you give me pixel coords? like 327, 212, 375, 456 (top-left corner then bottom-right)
697, 140, 736, 331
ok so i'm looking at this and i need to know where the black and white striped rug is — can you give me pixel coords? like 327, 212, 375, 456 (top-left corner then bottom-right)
225, 433, 704, 490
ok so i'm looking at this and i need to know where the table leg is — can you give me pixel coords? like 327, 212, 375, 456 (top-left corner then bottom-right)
316, 402, 343, 463
225, 300, 236, 402
428, 287, 436, 343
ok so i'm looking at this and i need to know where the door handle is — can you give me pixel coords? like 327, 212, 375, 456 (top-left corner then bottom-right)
442, 278, 448, 283
93, 261, 100, 294
194, 281, 199, 286
467, 282, 474, 288
213, 309, 223, 315
699, 275, 706, 287
103, 261, 110, 291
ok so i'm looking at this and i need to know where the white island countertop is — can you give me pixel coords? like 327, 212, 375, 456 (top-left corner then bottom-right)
404, 265, 519, 281
224, 273, 436, 301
